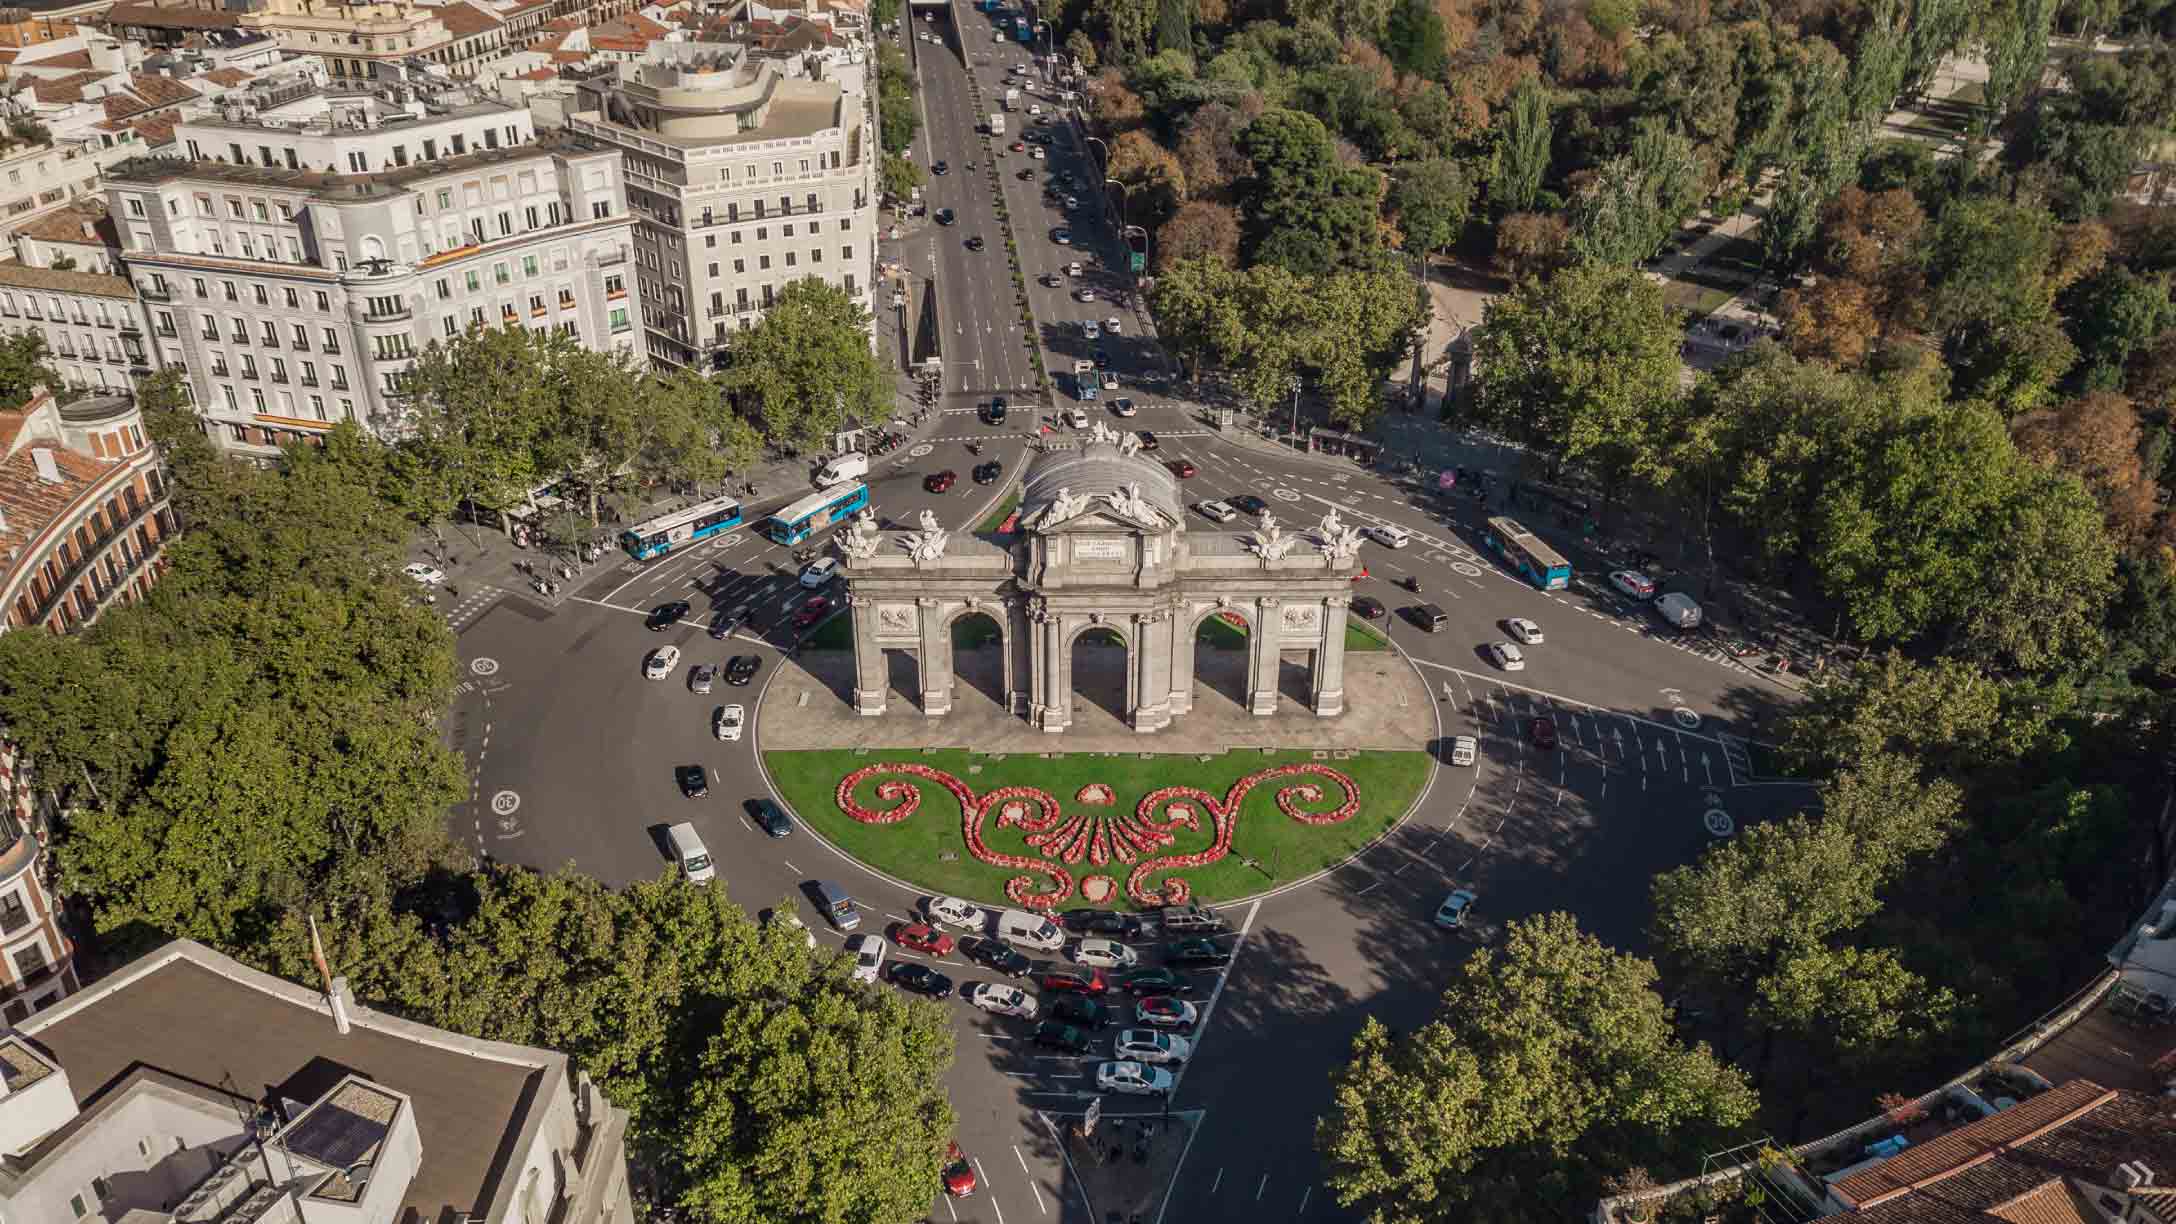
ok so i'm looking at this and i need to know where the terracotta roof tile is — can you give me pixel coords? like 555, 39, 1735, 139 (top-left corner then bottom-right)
0, 408, 121, 569
514, 66, 556, 80
0, 49, 20, 65
1835, 1082, 2121, 1207
14, 202, 114, 245
99, 92, 150, 120
435, 1, 503, 38
28, 50, 94, 69
104, 2, 240, 29
203, 67, 252, 86
0, 259, 136, 300
126, 73, 198, 108
1986, 1180, 2099, 1224
28, 69, 110, 105
129, 114, 177, 147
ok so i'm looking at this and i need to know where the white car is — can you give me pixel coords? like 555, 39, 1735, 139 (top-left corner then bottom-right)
848, 933, 885, 983
1031, 146, 1045, 160
714, 703, 745, 742
1114, 1029, 1193, 1065
1104, 315, 1123, 334
644, 644, 681, 680
1065, 408, 1090, 429
927, 895, 983, 931
1074, 938, 1138, 969
1099, 370, 1119, 390
403, 562, 445, 585
1505, 617, 1544, 645
969, 982, 1039, 1019
1110, 397, 1138, 417
1083, 320, 1101, 340
1448, 735, 1477, 767
1610, 569, 1658, 600
1095, 1060, 1174, 1097
1487, 642, 1525, 671
1065, 261, 1083, 277
1029, 103, 1043, 116
1195, 500, 1236, 523
1365, 524, 1411, 548
1075, 287, 1096, 302
1435, 889, 1476, 929
799, 557, 839, 588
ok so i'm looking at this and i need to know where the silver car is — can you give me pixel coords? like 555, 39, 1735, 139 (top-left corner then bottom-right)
1113, 1028, 1192, 1065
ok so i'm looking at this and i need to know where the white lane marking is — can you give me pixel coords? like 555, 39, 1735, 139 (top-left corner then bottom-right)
1257, 1174, 1269, 1201
1014, 1145, 1046, 1214
1299, 1186, 1313, 1214
1403, 658, 1735, 746
1211, 1168, 1223, 1194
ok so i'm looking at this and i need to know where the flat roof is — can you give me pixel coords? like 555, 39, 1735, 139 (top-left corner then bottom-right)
23, 944, 551, 1223
106, 129, 589, 201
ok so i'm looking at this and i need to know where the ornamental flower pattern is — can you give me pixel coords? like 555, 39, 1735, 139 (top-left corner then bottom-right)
834, 762, 1362, 910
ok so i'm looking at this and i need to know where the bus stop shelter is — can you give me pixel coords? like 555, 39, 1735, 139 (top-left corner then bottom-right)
1307, 428, 1379, 462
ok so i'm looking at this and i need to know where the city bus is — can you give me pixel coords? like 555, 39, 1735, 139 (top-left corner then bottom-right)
1013, 15, 1031, 40
1481, 515, 1572, 590
761, 482, 870, 546
619, 494, 744, 560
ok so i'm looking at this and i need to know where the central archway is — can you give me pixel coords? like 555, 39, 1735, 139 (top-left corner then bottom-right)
1069, 625, 1130, 727
1192, 608, 1252, 714
947, 608, 1009, 712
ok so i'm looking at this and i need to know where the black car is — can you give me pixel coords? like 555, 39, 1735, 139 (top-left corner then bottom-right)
1119, 967, 1197, 997
932, 160, 950, 175
935, 208, 956, 226
1093, 348, 1111, 369
889, 962, 955, 998
973, 460, 1004, 484
1351, 595, 1386, 620
1135, 430, 1159, 452
963, 936, 1031, 977
726, 655, 760, 685
1165, 938, 1233, 968
709, 604, 749, 639
745, 798, 793, 838
1063, 909, 1144, 938
1230, 494, 1268, 515
1032, 1021, 1091, 1053
966, 235, 986, 252
676, 764, 709, 799
984, 396, 1008, 424
647, 600, 691, 630
1048, 994, 1113, 1028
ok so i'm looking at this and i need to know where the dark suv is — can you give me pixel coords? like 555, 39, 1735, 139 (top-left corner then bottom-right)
973, 460, 1004, 484
726, 655, 761, 685
984, 397, 1008, 424
963, 936, 1031, 977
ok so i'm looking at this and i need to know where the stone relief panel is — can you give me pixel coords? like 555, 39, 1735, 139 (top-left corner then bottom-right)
876, 602, 917, 635
1282, 604, 1322, 634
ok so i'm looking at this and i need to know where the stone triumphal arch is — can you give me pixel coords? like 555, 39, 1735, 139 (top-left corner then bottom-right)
837, 429, 1368, 732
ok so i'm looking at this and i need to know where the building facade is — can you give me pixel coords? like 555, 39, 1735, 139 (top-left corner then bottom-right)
0, 387, 172, 632
105, 77, 643, 456
568, 43, 875, 370
0, 740, 75, 1023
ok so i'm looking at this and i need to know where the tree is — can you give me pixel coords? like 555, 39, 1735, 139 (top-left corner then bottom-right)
879, 152, 925, 207
1567, 119, 1707, 266
1781, 652, 2055, 777
1091, 0, 1158, 62
2061, 266, 2174, 391
1495, 76, 1553, 213
1779, 277, 1881, 368
876, 43, 919, 155
1235, 107, 1384, 274
723, 279, 888, 451
1155, 199, 1243, 269
1319, 913, 1756, 1223
1961, 464, 2116, 673
1175, 101, 1253, 196
1754, 944, 1959, 1071
399, 325, 564, 524
1155, 0, 1193, 54
1148, 255, 1248, 380
1389, 158, 1475, 257
1380, 0, 1449, 78
1493, 212, 1569, 279
0, 331, 60, 410
1307, 265, 1428, 429
1982, 0, 2057, 127
1470, 262, 1684, 516
1109, 129, 1189, 224
2010, 390, 2157, 544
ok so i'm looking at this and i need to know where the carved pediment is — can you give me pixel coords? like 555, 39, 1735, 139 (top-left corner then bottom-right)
1047, 511, 1144, 535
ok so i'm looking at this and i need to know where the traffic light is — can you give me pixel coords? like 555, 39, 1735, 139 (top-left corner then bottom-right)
1122, 225, 1148, 275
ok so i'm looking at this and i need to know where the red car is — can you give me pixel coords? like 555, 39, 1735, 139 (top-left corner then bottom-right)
1039, 965, 1108, 994
1165, 459, 1197, 479
793, 596, 832, 629
894, 922, 955, 956
925, 470, 957, 493
943, 1141, 977, 1197
1529, 716, 1558, 750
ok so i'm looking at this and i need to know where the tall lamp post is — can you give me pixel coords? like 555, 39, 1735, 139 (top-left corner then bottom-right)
1083, 134, 1108, 178
1288, 374, 1301, 449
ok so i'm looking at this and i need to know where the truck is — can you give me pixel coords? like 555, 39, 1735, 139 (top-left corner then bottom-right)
1004, 87, 1020, 109
1654, 591, 1703, 630
989, 112, 1005, 135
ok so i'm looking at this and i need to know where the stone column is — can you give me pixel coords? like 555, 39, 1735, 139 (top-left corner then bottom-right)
1167, 602, 1199, 716
850, 596, 887, 716
1314, 596, 1348, 716
1247, 596, 1282, 716
918, 597, 951, 716
1133, 606, 1172, 732
1030, 603, 1066, 732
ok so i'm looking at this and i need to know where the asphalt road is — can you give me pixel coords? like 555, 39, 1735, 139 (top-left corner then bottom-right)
444, 13, 1814, 1221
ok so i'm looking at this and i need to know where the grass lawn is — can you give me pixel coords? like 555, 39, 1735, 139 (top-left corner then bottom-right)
806, 614, 1001, 652
805, 611, 854, 650
978, 489, 1022, 534
1198, 615, 1386, 653
766, 747, 1432, 907
1661, 280, 1736, 317
1347, 621, 1388, 651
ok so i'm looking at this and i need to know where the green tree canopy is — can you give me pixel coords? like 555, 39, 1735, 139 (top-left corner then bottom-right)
724, 278, 890, 450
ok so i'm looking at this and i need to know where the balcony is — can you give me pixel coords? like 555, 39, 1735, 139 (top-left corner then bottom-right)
25, 495, 164, 628
364, 303, 412, 323
229, 332, 249, 346
300, 376, 319, 388
137, 281, 171, 302
238, 366, 259, 381
269, 372, 289, 385
209, 363, 230, 377
155, 323, 176, 338
322, 343, 341, 356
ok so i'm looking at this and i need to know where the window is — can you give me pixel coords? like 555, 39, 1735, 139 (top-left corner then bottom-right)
192, 277, 208, 298
222, 280, 238, 302
443, 315, 457, 337
705, 234, 716, 248
69, 1193, 86, 1219
811, 248, 822, 264
730, 231, 742, 245
252, 201, 269, 222
465, 269, 481, 292
251, 387, 266, 411
284, 288, 299, 309
261, 320, 278, 344
783, 224, 794, 238
310, 395, 326, 420
733, 258, 745, 273
253, 285, 269, 305
346, 150, 368, 172
526, 205, 540, 229
522, 255, 539, 278
322, 327, 341, 354
301, 360, 317, 385
591, 201, 610, 219
807, 192, 818, 212
498, 211, 512, 236
785, 253, 796, 267
759, 255, 770, 270
315, 291, 330, 311
493, 263, 510, 285
291, 323, 308, 348
436, 188, 453, 209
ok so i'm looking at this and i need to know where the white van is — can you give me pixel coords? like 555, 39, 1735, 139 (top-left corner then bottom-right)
815, 452, 868, 486
667, 822, 715, 884
996, 907, 1063, 951
1655, 592, 1703, 629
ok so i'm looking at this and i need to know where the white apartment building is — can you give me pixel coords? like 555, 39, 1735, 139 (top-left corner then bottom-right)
103, 77, 644, 456
568, 41, 875, 370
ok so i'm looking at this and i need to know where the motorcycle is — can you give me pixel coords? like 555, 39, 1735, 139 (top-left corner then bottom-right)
1403, 575, 1421, 593
966, 442, 982, 456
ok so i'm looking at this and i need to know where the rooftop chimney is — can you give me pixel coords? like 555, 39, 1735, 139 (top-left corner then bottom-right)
29, 449, 59, 484
2120, 1161, 2157, 1189
329, 975, 352, 1035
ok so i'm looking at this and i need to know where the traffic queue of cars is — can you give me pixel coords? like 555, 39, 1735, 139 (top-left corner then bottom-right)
870, 898, 1238, 1103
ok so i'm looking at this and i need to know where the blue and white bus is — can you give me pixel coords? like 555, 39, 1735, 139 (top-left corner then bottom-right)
619, 494, 744, 560
1482, 515, 1572, 590
762, 482, 870, 546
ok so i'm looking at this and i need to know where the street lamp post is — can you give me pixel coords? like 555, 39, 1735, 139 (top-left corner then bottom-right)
1083, 135, 1108, 178
1104, 177, 1127, 228
1288, 375, 1301, 448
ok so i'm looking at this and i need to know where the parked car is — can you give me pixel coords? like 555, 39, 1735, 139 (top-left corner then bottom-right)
968, 982, 1038, 1019
1039, 964, 1108, 994
963, 936, 1032, 977
927, 895, 983, 930
1095, 1060, 1174, 1097
1114, 1028, 1193, 1065
1119, 967, 1196, 997
689, 663, 717, 694
888, 961, 954, 997
942, 1142, 978, 1198
1163, 938, 1232, 968
403, 562, 445, 585
644, 645, 682, 679
1074, 938, 1138, 970
894, 923, 954, 956
1063, 909, 1145, 938
1049, 994, 1113, 1028
713, 703, 744, 741
1033, 1021, 1092, 1052
848, 933, 886, 983
1529, 716, 1558, 749
1133, 996, 1198, 1030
